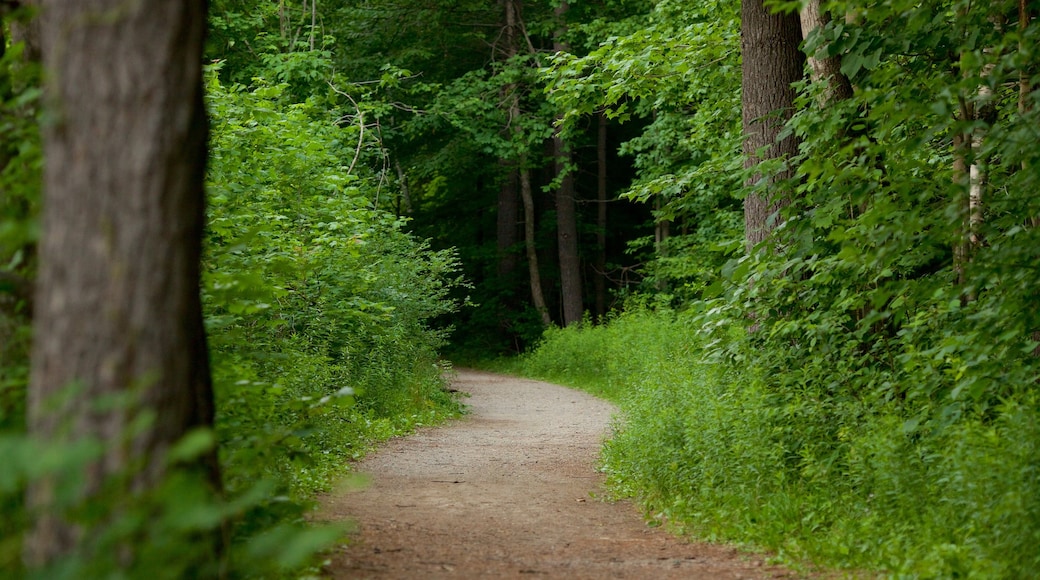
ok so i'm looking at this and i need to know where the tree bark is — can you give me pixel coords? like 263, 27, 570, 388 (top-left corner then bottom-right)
952, 13, 998, 294
520, 165, 551, 327
741, 0, 804, 251
27, 0, 219, 566
553, 0, 583, 325
8, 0, 42, 63
799, 0, 853, 104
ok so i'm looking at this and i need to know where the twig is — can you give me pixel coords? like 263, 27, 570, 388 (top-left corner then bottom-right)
329, 81, 365, 176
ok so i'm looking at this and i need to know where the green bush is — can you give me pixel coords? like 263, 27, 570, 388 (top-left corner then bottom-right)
0, 68, 465, 577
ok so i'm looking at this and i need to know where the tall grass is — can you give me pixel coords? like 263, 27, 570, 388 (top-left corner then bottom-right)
514, 309, 1040, 577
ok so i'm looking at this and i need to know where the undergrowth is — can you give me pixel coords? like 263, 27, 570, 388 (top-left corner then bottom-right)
512, 308, 1040, 578
0, 68, 465, 577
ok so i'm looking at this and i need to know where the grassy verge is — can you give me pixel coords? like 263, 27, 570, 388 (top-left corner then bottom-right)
500, 308, 1040, 578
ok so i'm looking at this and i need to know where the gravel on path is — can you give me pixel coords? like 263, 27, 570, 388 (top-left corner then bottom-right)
320, 368, 794, 579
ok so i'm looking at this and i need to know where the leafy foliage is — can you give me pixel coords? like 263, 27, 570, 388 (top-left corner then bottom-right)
2, 16, 466, 577
515, 307, 1040, 576
513, 0, 1040, 575
202, 69, 466, 562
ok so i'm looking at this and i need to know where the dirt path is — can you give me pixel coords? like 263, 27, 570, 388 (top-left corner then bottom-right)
321, 369, 793, 579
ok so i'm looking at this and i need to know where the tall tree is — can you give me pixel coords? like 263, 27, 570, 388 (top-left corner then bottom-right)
26, 0, 219, 566
496, 0, 522, 280
501, 0, 551, 327
553, 0, 583, 325
741, 0, 804, 250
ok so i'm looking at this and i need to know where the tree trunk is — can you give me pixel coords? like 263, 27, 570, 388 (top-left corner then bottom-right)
952, 14, 998, 295
520, 164, 551, 327
741, 0, 804, 251
553, 0, 583, 325
496, 0, 522, 279
952, 102, 972, 289
799, 0, 853, 104
27, 0, 219, 566
595, 112, 608, 321
8, 0, 42, 63
497, 163, 521, 277
654, 197, 670, 292
393, 158, 414, 216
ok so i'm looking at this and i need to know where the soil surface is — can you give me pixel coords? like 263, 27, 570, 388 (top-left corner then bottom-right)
321, 369, 795, 579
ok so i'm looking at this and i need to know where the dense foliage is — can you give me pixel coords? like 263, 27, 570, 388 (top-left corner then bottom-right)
514, 0, 1040, 576
1, 5, 465, 576
5, 0, 1040, 575
517, 307, 1040, 576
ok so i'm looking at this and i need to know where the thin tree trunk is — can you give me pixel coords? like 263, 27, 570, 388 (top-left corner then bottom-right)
741, 0, 805, 251
520, 164, 551, 327
952, 16, 997, 295
1021, 0, 1037, 228
654, 197, 670, 292
497, 162, 520, 277
952, 95, 973, 289
496, 0, 521, 279
27, 0, 220, 566
553, 0, 583, 325
393, 158, 413, 216
8, 0, 42, 63
595, 112, 608, 321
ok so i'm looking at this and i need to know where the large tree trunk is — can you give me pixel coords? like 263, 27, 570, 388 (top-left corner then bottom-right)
27, 0, 219, 566
741, 0, 804, 251
553, 0, 583, 325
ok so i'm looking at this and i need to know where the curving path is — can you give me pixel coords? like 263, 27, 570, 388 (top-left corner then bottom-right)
321, 369, 793, 579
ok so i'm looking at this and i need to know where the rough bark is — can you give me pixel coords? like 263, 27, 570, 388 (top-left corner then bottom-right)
741, 0, 805, 251
553, 0, 583, 325
27, 0, 219, 566
799, 0, 853, 104
8, 0, 42, 63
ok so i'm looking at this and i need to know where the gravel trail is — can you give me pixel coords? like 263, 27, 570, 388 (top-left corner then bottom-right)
321, 368, 793, 579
